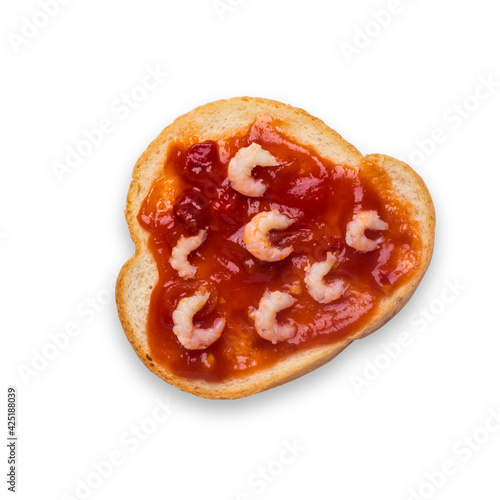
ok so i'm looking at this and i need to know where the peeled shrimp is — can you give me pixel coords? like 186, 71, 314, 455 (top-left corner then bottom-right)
169, 230, 207, 279
304, 252, 345, 304
345, 210, 388, 252
254, 291, 297, 344
228, 142, 278, 197
243, 210, 296, 262
172, 292, 225, 350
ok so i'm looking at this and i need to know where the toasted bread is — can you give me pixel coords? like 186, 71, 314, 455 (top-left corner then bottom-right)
116, 97, 435, 399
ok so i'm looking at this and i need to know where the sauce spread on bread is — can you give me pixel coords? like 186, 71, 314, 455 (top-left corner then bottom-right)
138, 117, 422, 381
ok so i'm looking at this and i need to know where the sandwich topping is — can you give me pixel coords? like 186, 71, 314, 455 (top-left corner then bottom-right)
138, 116, 422, 381
243, 210, 296, 262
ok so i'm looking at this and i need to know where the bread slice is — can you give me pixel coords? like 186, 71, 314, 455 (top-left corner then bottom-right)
116, 97, 435, 399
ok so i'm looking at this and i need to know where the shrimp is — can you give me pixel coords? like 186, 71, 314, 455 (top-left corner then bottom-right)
243, 210, 296, 262
254, 291, 297, 344
172, 292, 226, 350
169, 230, 207, 279
228, 142, 278, 197
345, 210, 388, 252
304, 252, 345, 304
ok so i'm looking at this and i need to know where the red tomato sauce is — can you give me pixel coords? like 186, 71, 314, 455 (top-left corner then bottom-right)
138, 118, 421, 381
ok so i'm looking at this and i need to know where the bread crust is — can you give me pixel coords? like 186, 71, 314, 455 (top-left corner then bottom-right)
116, 97, 435, 399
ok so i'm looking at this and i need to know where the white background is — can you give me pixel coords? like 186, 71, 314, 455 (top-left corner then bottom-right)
2, 0, 500, 499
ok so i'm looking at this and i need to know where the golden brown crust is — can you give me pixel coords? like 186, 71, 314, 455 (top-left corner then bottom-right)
116, 97, 435, 399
